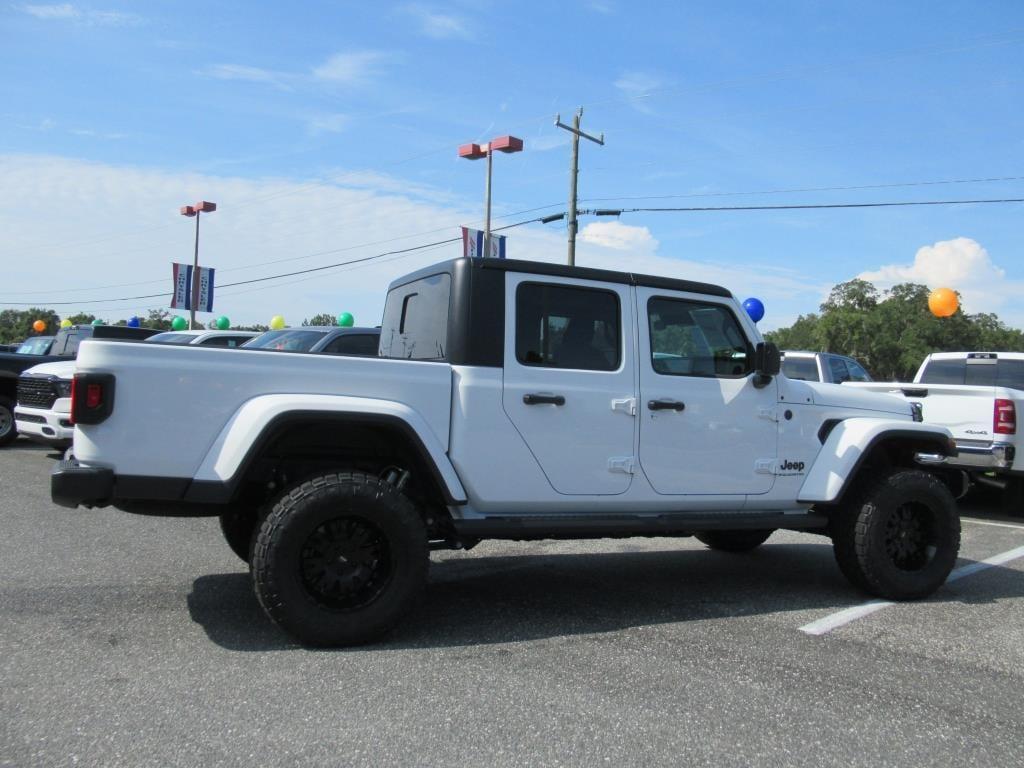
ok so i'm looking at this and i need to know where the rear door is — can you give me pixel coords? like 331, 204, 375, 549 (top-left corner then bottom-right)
501, 274, 636, 495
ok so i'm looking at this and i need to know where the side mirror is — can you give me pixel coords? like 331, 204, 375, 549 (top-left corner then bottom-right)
753, 342, 780, 388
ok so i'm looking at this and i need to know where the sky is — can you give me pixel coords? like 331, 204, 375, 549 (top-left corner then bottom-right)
1, 1, 1023, 331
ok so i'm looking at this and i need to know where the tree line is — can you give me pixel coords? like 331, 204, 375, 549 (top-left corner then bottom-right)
764, 280, 1024, 381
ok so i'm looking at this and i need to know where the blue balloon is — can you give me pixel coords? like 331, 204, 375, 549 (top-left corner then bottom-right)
127, 316, 141, 328
743, 297, 765, 323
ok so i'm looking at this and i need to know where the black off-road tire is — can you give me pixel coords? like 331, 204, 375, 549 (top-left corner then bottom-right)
218, 507, 259, 564
831, 469, 960, 600
0, 396, 17, 447
251, 471, 428, 647
695, 529, 774, 552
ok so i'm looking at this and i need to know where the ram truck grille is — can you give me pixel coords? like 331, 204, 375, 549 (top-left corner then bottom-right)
17, 377, 58, 409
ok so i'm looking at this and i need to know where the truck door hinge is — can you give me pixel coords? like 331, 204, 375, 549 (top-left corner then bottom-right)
608, 456, 636, 474
758, 407, 779, 422
611, 397, 637, 417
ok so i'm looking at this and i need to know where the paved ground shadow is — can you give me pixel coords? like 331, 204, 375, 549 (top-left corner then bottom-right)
186, 541, 1024, 652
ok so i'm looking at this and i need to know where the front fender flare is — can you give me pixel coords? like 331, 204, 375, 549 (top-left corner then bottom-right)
190, 394, 467, 504
797, 418, 953, 504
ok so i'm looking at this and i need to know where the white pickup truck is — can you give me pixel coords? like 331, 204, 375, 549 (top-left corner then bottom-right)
847, 352, 1022, 506
52, 257, 963, 646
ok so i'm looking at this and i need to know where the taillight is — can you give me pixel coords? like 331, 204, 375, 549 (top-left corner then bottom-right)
994, 398, 1016, 435
70, 374, 116, 425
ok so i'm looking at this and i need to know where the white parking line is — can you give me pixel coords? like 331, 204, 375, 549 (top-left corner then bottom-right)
961, 517, 1024, 531
799, 544, 1024, 636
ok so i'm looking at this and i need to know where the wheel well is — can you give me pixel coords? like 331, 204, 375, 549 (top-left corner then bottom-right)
232, 416, 454, 533
839, 434, 959, 504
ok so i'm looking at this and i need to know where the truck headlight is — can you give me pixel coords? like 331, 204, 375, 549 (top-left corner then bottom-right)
56, 379, 73, 398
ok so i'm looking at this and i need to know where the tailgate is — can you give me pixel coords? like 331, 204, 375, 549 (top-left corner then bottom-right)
845, 381, 995, 441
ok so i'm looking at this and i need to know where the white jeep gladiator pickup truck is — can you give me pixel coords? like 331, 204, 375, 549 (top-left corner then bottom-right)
847, 352, 1022, 505
52, 257, 962, 646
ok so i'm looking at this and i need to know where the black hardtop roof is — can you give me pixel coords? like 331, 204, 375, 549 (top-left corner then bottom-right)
389, 257, 732, 298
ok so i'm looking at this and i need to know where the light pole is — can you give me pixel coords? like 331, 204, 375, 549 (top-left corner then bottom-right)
458, 135, 523, 257
179, 200, 216, 329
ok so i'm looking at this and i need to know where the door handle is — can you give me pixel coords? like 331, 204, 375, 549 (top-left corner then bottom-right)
523, 393, 566, 406
648, 399, 685, 412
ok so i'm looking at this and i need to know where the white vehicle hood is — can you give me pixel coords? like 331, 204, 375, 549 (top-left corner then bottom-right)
798, 380, 911, 417
21, 360, 76, 379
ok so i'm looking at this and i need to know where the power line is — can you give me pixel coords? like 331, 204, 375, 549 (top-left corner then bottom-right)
604, 197, 1024, 214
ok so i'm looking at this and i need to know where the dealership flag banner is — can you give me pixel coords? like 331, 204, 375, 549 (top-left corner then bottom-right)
461, 227, 506, 259
170, 262, 216, 311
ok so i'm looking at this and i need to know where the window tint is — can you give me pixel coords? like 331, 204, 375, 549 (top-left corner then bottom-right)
380, 273, 451, 360
242, 329, 328, 352
199, 336, 250, 348
919, 359, 965, 384
147, 332, 195, 345
997, 360, 1024, 390
647, 297, 751, 377
845, 358, 872, 382
322, 334, 380, 356
965, 360, 996, 386
782, 357, 819, 381
828, 356, 851, 383
516, 283, 620, 371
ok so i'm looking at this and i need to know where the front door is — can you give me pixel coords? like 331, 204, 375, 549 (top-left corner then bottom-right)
502, 274, 636, 495
636, 288, 777, 495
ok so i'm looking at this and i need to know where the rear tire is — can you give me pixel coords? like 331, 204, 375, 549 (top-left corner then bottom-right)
695, 529, 773, 552
251, 471, 428, 647
0, 396, 17, 447
832, 469, 959, 600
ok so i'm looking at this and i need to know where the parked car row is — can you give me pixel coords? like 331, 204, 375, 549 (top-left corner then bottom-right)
8, 326, 381, 448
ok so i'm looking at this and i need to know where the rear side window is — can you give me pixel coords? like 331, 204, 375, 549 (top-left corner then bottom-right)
380, 273, 451, 360
782, 357, 819, 382
648, 297, 751, 378
322, 334, 380, 357
997, 360, 1024, 390
515, 283, 620, 371
919, 359, 965, 384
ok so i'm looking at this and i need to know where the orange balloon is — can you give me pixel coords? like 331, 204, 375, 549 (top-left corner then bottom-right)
928, 287, 959, 318
32, 319, 47, 333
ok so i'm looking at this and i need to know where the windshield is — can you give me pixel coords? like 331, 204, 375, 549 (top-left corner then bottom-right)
16, 337, 54, 355
241, 329, 329, 352
146, 332, 197, 345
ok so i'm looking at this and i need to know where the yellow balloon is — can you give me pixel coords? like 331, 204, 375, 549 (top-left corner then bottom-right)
60, 319, 72, 328
270, 315, 286, 330
928, 287, 959, 318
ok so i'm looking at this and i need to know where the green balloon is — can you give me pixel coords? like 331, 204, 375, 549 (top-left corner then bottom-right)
91, 319, 103, 326
171, 316, 188, 331
337, 312, 354, 327
215, 316, 230, 330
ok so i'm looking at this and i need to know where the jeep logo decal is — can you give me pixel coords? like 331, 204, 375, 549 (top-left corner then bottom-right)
778, 459, 806, 473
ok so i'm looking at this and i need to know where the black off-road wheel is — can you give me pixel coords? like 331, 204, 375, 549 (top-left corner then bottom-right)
831, 469, 960, 600
251, 471, 428, 647
0, 396, 17, 447
218, 507, 259, 564
695, 529, 774, 552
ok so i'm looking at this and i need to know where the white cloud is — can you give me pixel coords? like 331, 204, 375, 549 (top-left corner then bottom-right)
312, 51, 389, 86
859, 237, 1024, 326
401, 4, 473, 39
614, 71, 663, 113
587, 1, 615, 13
307, 114, 350, 135
21, 3, 141, 25
579, 221, 658, 252
0, 154, 826, 332
201, 64, 291, 90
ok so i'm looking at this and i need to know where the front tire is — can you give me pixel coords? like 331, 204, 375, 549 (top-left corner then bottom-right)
832, 469, 960, 600
0, 396, 17, 447
251, 471, 428, 647
695, 529, 773, 552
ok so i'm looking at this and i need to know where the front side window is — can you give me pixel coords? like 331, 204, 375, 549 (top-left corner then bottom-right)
322, 334, 380, 356
648, 297, 751, 378
845, 358, 872, 382
828, 356, 851, 383
242, 329, 328, 352
782, 356, 819, 381
515, 283, 620, 371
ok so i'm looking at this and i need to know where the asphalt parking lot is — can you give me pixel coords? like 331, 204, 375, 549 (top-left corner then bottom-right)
2, 440, 1024, 767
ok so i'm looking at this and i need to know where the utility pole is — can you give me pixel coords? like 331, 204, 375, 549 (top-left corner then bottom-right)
555, 108, 604, 266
